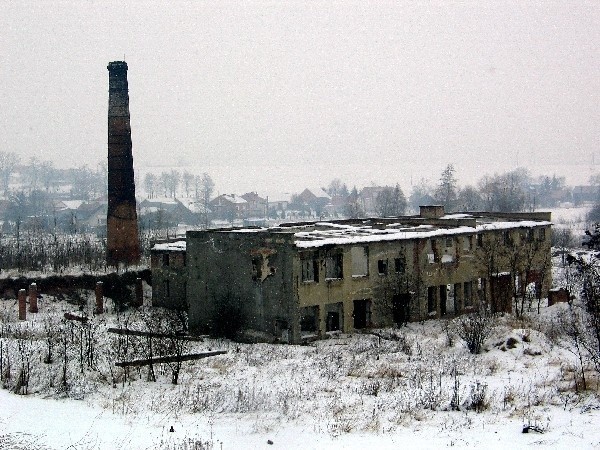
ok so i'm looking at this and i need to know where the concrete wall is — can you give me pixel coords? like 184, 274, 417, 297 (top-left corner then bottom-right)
181, 221, 552, 342
151, 251, 187, 310
186, 230, 298, 342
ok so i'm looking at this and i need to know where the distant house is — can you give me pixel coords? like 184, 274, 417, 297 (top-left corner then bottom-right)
50, 199, 107, 231
241, 192, 267, 218
572, 185, 599, 204
268, 192, 293, 218
296, 188, 331, 215
77, 201, 107, 230
139, 197, 197, 226
209, 194, 248, 221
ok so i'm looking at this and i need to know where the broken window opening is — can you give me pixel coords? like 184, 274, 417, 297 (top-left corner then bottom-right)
377, 259, 388, 275
394, 255, 406, 274
325, 252, 343, 280
445, 238, 453, 248
301, 253, 319, 283
163, 279, 170, 298
162, 253, 169, 267
476, 234, 483, 247
463, 236, 472, 251
538, 228, 546, 241
351, 246, 369, 277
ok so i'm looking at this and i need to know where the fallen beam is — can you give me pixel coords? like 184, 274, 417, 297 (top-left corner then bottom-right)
64, 312, 88, 323
107, 327, 206, 341
115, 350, 227, 367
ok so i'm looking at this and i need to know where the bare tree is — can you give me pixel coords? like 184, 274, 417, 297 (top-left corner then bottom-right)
434, 164, 458, 212
375, 184, 407, 217
182, 171, 194, 197
0, 151, 20, 194
144, 173, 157, 199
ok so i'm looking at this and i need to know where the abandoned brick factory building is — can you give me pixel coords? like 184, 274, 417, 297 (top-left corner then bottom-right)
151, 206, 552, 344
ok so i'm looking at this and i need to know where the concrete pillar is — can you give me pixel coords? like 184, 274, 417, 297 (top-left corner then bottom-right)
95, 281, 104, 314
28, 283, 38, 313
18, 289, 27, 320
134, 277, 143, 307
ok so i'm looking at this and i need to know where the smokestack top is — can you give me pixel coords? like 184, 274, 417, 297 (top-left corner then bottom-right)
107, 61, 128, 72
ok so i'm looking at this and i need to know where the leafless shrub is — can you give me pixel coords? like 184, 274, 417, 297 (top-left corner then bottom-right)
465, 380, 488, 412
455, 312, 496, 354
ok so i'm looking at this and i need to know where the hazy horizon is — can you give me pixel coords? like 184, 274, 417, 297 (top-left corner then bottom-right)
2, 1, 598, 196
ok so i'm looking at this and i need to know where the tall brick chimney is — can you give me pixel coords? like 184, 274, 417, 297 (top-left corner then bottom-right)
107, 61, 140, 266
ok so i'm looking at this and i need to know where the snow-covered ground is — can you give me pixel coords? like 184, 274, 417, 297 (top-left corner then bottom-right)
1, 205, 600, 450
1, 298, 600, 449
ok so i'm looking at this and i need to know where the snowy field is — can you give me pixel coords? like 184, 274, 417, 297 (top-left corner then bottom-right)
2, 205, 600, 450
1, 298, 600, 449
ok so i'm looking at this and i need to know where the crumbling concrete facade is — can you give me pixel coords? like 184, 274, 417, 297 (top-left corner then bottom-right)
106, 61, 140, 266
151, 240, 188, 311
152, 207, 552, 343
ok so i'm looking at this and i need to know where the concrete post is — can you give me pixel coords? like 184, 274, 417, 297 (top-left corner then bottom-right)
95, 281, 104, 314
29, 283, 38, 313
18, 289, 27, 320
135, 277, 143, 307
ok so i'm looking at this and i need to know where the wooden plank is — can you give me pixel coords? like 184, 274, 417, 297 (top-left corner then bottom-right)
115, 351, 227, 367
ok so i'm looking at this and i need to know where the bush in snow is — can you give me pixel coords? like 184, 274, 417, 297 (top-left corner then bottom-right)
455, 311, 496, 354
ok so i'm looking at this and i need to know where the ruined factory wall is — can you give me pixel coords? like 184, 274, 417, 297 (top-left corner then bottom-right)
151, 251, 187, 311
0, 270, 151, 308
186, 230, 296, 342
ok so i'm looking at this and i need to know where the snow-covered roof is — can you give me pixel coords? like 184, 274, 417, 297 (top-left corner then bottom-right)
61, 200, 85, 210
293, 219, 551, 249
215, 194, 247, 204
152, 240, 186, 251
179, 199, 209, 214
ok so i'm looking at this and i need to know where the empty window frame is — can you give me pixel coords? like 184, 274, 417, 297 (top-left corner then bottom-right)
351, 246, 369, 277
162, 253, 170, 267
325, 252, 343, 280
377, 259, 388, 275
538, 228, 546, 241
394, 255, 406, 274
445, 237, 453, 248
301, 253, 319, 283
463, 236, 472, 251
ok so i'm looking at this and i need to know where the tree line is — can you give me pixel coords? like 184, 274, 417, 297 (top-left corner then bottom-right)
317, 164, 569, 220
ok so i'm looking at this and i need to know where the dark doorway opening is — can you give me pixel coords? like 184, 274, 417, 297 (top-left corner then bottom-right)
326, 312, 340, 331
440, 285, 448, 316
353, 299, 371, 329
392, 293, 410, 325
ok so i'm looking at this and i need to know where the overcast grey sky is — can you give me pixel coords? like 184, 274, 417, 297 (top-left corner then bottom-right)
1, 1, 598, 193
